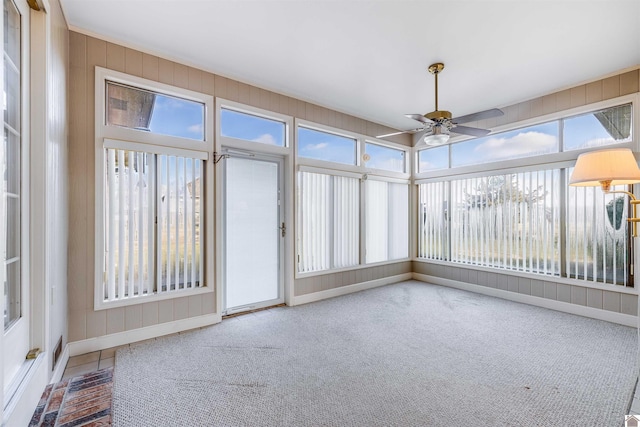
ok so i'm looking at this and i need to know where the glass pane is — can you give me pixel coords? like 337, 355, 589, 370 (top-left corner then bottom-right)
225, 157, 279, 308
418, 146, 448, 172
364, 143, 405, 172
332, 176, 359, 268
6, 196, 19, 259
564, 104, 632, 151
451, 122, 559, 168
221, 108, 285, 146
366, 180, 388, 263
565, 168, 629, 285
106, 81, 205, 141
298, 172, 330, 273
388, 183, 409, 260
4, 128, 19, 194
447, 171, 561, 275
298, 127, 356, 165
156, 155, 202, 293
3, 259, 20, 329
418, 181, 449, 260
3, 0, 20, 70
4, 64, 20, 130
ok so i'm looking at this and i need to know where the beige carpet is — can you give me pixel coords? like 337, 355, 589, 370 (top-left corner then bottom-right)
113, 281, 638, 426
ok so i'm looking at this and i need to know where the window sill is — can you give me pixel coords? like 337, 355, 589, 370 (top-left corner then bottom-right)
94, 285, 214, 311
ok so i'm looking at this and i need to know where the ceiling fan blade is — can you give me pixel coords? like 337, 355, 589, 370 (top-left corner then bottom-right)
452, 108, 504, 125
376, 130, 409, 138
451, 125, 491, 137
377, 127, 425, 139
405, 114, 433, 125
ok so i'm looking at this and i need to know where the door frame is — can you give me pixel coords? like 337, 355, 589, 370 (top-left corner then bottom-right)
221, 150, 285, 314
214, 97, 295, 318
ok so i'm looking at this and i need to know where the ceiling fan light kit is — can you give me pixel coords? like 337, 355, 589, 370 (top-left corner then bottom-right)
376, 62, 504, 146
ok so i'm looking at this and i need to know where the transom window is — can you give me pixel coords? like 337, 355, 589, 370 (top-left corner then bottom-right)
220, 107, 286, 146
298, 126, 357, 165
364, 142, 405, 173
106, 81, 206, 141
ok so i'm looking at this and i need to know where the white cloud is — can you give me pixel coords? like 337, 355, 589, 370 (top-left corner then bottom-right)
473, 131, 557, 160
252, 133, 278, 145
188, 124, 203, 134
303, 142, 329, 151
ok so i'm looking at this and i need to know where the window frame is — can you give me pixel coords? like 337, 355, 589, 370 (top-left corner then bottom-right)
216, 98, 292, 153
294, 120, 411, 278
94, 67, 215, 310
413, 94, 640, 291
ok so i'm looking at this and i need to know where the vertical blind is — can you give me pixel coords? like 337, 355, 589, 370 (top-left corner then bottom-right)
366, 180, 409, 263
104, 148, 203, 302
298, 171, 359, 272
419, 168, 630, 286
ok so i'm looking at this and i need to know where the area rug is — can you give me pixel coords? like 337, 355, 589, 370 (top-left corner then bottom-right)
113, 280, 638, 426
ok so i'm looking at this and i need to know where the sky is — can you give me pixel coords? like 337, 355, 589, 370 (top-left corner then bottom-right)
419, 107, 631, 172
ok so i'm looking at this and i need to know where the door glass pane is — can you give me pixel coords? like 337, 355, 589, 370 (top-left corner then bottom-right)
225, 157, 279, 309
3, 0, 20, 331
4, 259, 20, 329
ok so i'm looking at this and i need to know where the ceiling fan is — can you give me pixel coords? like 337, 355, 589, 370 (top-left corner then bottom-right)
377, 63, 504, 146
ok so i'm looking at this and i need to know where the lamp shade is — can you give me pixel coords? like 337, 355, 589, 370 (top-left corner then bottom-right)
569, 148, 640, 187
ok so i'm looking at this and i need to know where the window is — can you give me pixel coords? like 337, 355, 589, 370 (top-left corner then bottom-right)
365, 180, 408, 263
563, 104, 632, 151
103, 145, 204, 300
451, 122, 559, 168
220, 108, 286, 146
298, 171, 359, 272
96, 68, 213, 308
417, 102, 635, 287
298, 127, 357, 165
418, 145, 448, 172
106, 81, 205, 141
364, 142, 405, 173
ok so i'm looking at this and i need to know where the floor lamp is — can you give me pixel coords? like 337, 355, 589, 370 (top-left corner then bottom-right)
569, 147, 640, 391
568, 148, 640, 237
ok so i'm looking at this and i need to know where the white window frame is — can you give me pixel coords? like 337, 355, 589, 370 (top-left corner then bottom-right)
413, 93, 640, 291
94, 67, 215, 310
216, 98, 292, 154
363, 175, 411, 265
294, 120, 411, 277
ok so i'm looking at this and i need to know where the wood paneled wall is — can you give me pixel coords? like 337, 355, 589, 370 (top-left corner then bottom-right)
67, 31, 410, 343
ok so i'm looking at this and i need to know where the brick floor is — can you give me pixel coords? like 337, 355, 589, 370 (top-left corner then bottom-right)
29, 368, 113, 427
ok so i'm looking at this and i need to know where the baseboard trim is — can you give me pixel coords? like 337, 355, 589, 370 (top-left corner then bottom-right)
50, 343, 70, 384
413, 273, 637, 327
68, 313, 222, 357
292, 273, 413, 306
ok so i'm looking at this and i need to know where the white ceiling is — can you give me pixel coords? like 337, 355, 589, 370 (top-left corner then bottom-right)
59, 0, 640, 132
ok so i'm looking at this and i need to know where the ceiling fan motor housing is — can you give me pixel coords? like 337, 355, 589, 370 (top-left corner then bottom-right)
425, 110, 452, 121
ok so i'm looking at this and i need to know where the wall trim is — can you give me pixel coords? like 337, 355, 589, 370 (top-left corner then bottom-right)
68, 313, 222, 357
413, 273, 637, 327
292, 273, 413, 306
50, 344, 70, 384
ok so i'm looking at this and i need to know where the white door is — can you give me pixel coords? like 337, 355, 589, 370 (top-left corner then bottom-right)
2, 0, 30, 395
223, 154, 284, 314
